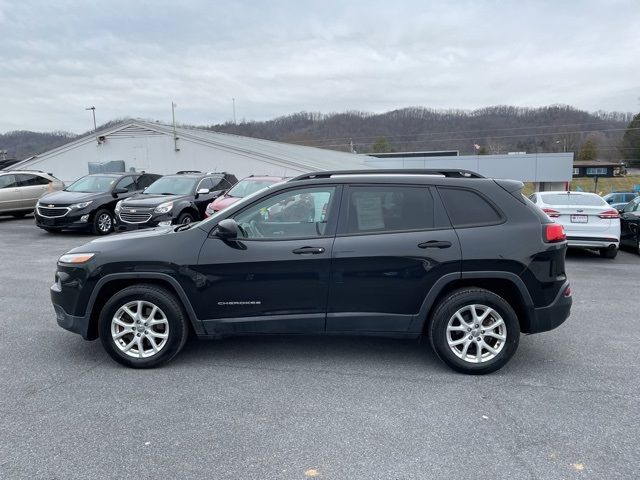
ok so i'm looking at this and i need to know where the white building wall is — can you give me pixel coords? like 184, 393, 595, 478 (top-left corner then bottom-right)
20, 132, 326, 184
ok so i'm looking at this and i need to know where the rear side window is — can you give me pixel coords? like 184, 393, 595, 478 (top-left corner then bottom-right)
0, 174, 19, 189
115, 176, 137, 192
344, 186, 434, 234
137, 174, 159, 189
438, 187, 502, 227
17, 174, 50, 186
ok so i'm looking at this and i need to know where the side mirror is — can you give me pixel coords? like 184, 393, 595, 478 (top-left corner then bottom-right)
214, 218, 240, 240
615, 206, 625, 213
112, 188, 128, 197
197, 188, 210, 195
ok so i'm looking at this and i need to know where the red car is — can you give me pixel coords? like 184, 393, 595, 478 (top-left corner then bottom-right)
205, 175, 285, 217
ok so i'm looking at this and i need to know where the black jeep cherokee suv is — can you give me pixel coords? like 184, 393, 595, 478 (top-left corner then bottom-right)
35, 172, 161, 235
51, 169, 571, 374
114, 171, 237, 231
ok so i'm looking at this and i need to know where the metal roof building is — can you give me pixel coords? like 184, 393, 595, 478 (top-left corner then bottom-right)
9, 120, 367, 183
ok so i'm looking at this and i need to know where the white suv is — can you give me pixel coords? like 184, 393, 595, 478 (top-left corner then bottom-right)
0, 170, 64, 218
530, 191, 620, 258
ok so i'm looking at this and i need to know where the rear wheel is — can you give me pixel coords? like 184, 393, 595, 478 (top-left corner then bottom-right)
428, 288, 520, 375
98, 284, 189, 368
92, 209, 113, 235
599, 247, 618, 259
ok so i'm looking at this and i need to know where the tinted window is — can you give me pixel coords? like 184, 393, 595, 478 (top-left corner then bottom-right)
115, 176, 137, 192
227, 178, 280, 198
137, 174, 159, 189
234, 187, 336, 239
0, 174, 19, 189
344, 186, 434, 234
541, 193, 607, 206
211, 177, 232, 191
623, 198, 640, 213
18, 174, 49, 186
198, 178, 215, 191
439, 188, 502, 227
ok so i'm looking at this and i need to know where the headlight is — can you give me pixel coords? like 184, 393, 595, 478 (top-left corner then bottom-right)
155, 201, 174, 214
115, 200, 123, 213
71, 201, 93, 209
58, 253, 95, 264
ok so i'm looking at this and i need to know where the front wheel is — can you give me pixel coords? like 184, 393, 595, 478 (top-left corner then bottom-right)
428, 288, 520, 375
176, 212, 195, 225
98, 284, 189, 368
92, 209, 113, 235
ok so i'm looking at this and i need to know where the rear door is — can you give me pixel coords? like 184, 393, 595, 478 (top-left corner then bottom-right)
327, 184, 460, 332
0, 174, 22, 212
17, 173, 51, 209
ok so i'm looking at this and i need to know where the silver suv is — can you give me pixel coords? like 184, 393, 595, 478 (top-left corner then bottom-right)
0, 170, 65, 218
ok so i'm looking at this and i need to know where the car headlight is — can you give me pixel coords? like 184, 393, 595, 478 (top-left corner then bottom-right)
115, 200, 123, 213
155, 201, 174, 214
58, 253, 95, 264
70, 201, 93, 209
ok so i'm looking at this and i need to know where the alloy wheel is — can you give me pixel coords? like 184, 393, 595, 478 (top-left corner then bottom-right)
111, 300, 169, 359
446, 304, 507, 363
98, 213, 112, 233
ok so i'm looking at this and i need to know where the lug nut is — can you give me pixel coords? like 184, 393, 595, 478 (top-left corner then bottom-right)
468, 335, 473, 340
474, 324, 479, 328
136, 333, 141, 337
467, 328, 471, 332
481, 330, 485, 334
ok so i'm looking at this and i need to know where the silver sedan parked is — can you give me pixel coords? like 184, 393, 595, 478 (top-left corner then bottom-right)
0, 170, 65, 218
529, 191, 620, 258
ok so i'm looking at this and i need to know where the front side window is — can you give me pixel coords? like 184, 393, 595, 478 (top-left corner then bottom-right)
137, 174, 159, 189
65, 175, 117, 193
234, 187, 336, 239
344, 185, 434, 234
115, 176, 137, 192
623, 198, 640, 213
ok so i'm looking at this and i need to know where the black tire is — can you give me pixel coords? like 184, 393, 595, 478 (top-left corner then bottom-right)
92, 209, 113, 235
176, 211, 196, 225
99, 284, 189, 368
599, 247, 618, 259
428, 288, 520, 375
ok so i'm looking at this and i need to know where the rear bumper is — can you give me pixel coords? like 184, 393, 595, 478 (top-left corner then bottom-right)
566, 236, 619, 249
525, 281, 572, 334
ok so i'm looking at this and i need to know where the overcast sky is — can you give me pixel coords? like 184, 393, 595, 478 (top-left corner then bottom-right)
1, 0, 638, 133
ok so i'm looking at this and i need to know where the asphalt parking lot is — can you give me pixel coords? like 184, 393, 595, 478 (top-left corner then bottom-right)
0, 216, 639, 480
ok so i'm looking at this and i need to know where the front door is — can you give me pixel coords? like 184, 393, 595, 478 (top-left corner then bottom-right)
327, 184, 461, 332
195, 185, 341, 335
620, 198, 640, 246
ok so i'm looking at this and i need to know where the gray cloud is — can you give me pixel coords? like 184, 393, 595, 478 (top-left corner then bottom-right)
1, 0, 638, 132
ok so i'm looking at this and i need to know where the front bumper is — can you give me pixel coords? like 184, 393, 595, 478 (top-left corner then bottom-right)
35, 210, 92, 231
53, 302, 93, 339
524, 281, 572, 334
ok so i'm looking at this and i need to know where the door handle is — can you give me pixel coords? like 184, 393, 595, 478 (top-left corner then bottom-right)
418, 240, 452, 249
292, 246, 325, 255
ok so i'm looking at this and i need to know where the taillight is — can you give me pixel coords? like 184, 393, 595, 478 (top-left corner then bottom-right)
544, 223, 566, 243
598, 209, 620, 219
542, 208, 560, 218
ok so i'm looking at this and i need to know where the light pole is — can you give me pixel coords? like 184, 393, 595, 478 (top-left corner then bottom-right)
85, 106, 97, 132
556, 138, 567, 152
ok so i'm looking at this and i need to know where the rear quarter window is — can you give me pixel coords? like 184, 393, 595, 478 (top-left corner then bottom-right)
438, 187, 503, 228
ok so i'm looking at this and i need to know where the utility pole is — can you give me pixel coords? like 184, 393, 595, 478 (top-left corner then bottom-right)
171, 102, 179, 151
556, 138, 567, 152
232, 98, 236, 124
85, 106, 97, 132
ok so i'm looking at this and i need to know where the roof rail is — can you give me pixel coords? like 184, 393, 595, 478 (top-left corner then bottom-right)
289, 169, 484, 182
176, 170, 202, 174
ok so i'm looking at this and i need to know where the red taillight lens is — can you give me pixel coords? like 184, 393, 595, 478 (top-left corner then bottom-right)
542, 208, 560, 218
598, 209, 620, 219
544, 223, 566, 243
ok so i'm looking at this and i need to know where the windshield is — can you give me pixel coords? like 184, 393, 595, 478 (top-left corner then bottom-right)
65, 175, 117, 193
144, 177, 197, 196
541, 193, 607, 206
226, 178, 278, 198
